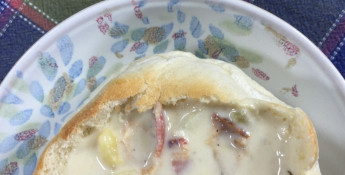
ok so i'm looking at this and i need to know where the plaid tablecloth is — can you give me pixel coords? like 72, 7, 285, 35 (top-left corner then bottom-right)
1, 0, 345, 82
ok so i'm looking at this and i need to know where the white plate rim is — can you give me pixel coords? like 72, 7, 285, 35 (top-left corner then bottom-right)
1, 0, 344, 100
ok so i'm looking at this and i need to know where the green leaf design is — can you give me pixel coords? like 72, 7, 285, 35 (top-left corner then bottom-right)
238, 48, 263, 64
0, 104, 19, 118
18, 123, 42, 132
219, 20, 252, 36
13, 79, 30, 93
153, 40, 169, 54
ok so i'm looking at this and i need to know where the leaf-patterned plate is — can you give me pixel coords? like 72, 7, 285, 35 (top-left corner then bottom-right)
1, 0, 345, 174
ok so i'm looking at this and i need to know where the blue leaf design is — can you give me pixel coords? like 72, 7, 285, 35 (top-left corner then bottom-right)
51, 76, 67, 103
190, 16, 203, 38
209, 24, 224, 39
57, 35, 73, 66
16, 139, 31, 159
57, 102, 70, 115
131, 28, 146, 41
16, 71, 23, 78
73, 78, 86, 97
30, 81, 44, 102
161, 23, 174, 40
24, 153, 37, 175
130, 42, 148, 55
61, 111, 74, 122
77, 98, 87, 108
69, 60, 83, 80
111, 39, 129, 53
167, 0, 179, 12
110, 22, 129, 38
174, 38, 186, 50
234, 15, 253, 31
134, 42, 148, 54
137, 0, 147, 8
154, 40, 169, 54
142, 17, 149, 24
0, 135, 19, 153
54, 123, 62, 135
38, 52, 57, 81
38, 120, 50, 138
135, 54, 146, 60
10, 109, 33, 126
13, 165, 19, 175
0, 92, 23, 104
0, 158, 8, 172
198, 40, 208, 54
177, 10, 185, 23
96, 76, 106, 88
40, 105, 54, 118
206, 0, 225, 12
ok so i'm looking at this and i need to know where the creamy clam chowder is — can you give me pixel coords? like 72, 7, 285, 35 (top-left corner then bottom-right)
64, 100, 307, 175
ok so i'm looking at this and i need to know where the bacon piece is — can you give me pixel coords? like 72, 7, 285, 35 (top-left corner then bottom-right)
142, 102, 166, 175
172, 154, 189, 174
153, 102, 165, 157
209, 114, 248, 174
168, 137, 188, 148
168, 137, 190, 174
212, 113, 250, 138
233, 137, 247, 149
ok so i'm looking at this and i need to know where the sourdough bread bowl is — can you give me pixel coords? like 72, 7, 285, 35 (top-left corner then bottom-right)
34, 51, 320, 175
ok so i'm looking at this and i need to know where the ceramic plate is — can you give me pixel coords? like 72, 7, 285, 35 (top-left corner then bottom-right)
1, 0, 345, 174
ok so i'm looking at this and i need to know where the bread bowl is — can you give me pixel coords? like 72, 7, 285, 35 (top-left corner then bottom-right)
34, 51, 320, 175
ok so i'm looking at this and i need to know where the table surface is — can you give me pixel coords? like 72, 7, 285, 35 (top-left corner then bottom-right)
1, 0, 345, 83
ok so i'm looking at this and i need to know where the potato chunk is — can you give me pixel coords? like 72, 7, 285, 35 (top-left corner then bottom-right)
98, 129, 121, 168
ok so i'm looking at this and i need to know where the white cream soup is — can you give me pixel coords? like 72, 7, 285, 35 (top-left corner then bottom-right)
64, 100, 307, 175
